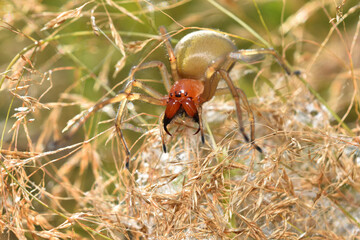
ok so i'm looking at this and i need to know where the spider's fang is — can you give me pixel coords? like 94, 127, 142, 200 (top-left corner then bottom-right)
194, 127, 200, 135
163, 115, 172, 136
193, 112, 201, 135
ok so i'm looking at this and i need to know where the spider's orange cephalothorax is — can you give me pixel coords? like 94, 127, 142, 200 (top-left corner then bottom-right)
163, 79, 204, 136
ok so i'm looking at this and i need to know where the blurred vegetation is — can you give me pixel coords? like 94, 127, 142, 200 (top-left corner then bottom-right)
0, 0, 359, 239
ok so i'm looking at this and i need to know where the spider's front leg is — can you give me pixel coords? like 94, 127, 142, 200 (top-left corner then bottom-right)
63, 89, 166, 166
159, 26, 179, 83
113, 63, 173, 168
114, 90, 166, 168
64, 62, 170, 169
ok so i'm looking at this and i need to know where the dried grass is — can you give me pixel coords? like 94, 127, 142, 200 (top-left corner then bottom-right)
0, 0, 359, 239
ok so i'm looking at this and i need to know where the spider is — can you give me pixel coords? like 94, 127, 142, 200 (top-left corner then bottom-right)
64, 27, 292, 168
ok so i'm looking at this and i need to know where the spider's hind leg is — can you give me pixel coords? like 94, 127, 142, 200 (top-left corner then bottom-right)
217, 70, 262, 153
229, 48, 292, 75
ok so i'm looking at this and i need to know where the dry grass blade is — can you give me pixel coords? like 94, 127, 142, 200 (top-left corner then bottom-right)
125, 38, 153, 54
106, 0, 143, 24
113, 56, 127, 78
104, 5, 126, 57
41, 2, 91, 31
280, 1, 324, 34
90, 8, 100, 36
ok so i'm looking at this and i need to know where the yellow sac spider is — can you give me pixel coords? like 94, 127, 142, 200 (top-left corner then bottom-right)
64, 27, 294, 168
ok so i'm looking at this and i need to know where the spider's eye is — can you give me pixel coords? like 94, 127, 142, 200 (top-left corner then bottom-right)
175, 91, 181, 98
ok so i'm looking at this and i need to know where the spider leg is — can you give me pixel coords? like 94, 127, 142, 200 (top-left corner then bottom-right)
229, 48, 291, 75
197, 106, 205, 144
65, 64, 167, 138
65, 72, 167, 168
159, 26, 179, 83
158, 112, 168, 153
114, 61, 175, 167
114, 91, 167, 168
67, 60, 170, 136
218, 70, 262, 153
65, 94, 129, 138
129, 60, 172, 93
122, 60, 174, 159
65, 92, 166, 139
